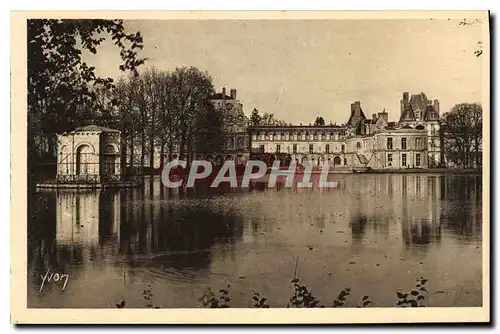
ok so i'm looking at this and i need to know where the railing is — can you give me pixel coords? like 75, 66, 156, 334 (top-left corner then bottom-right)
35, 173, 142, 184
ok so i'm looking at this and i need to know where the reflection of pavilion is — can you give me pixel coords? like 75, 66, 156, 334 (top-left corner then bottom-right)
56, 190, 120, 246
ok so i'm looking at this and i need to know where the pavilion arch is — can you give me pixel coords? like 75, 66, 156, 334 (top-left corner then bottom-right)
104, 143, 119, 154
75, 142, 96, 154
103, 144, 118, 175
333, 156, 341, 166
103, 144, 117, 154
75, 143, 95, 175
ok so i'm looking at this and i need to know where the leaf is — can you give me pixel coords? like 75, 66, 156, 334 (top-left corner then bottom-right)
362, 296, 370, 301
410, 300, 418, 307
396, 292, 405, 299
410, 290, 419, 296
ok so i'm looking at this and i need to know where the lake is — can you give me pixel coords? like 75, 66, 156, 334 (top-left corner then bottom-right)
27, 173, 483, 308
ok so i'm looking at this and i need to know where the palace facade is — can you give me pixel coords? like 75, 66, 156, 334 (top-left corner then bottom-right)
152, 88, 443, 170
249, 91, 442, 169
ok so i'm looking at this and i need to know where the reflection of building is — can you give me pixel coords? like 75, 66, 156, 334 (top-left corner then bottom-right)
56, 125, 121, 182
55, 190, 120, 246
250, 92, 440, 169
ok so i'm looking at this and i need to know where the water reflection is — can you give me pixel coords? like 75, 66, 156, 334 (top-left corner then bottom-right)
27, 174, 483, 308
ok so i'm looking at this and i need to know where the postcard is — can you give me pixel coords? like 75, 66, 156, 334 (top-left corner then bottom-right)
11, 10, 490, 324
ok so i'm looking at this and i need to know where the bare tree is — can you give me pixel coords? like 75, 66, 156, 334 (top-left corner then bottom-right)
441, 103, 482, 168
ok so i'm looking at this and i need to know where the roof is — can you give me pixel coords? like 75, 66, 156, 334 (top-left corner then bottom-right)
210, 93, 234, 100
73, 125, 120, 133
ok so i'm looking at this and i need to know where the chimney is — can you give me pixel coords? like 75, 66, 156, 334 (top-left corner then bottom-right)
230, 89, 237, 100
352, 101, 361, 115
433, 99, 440, 113
222, 87, 226, 97
403, 92, 409, 103
378, 110, 388, 124
360, 119, 366, 135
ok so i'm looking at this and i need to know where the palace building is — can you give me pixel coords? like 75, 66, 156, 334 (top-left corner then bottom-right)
153, 88, 442, 171
249, 91, 442, 169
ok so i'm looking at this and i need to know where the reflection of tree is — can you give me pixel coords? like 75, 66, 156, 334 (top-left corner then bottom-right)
402, 219, 442, 248
117, 180, 245, 271
350, 215, 367, 242
29, 180, 247, 279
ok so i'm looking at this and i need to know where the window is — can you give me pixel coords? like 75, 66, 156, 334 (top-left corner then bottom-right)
387, 153, 393, 166
260, 145, 265, 153
313, 134, 318, 140
276, 144, 281, 153
341, 144, 345, 153
415, 138, 422, 149
401, 137, 407, 150
416, 153, 421, 167
387, 138, 393, 150
309, 144, 314, 153
402, 153, 407, 167
293, 144, 297, 154
356, 142, 361, 149
297, 134, 302, 140
344, 158, 347, 165
325, 144, 330, 154
321, 134, 326, 140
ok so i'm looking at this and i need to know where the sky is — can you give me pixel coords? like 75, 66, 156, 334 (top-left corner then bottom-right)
86, 18, 485, 125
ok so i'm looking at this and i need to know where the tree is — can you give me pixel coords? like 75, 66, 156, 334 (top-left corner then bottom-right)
250, 108, 262, 126
27, 19, 146, 177
167, 67, 216, 165
441, 103, 482, 168
314, 116, 325, 126
111, 66, 219, 171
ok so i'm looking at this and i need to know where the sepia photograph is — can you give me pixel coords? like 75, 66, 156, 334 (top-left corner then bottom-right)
11, 10, 490, 324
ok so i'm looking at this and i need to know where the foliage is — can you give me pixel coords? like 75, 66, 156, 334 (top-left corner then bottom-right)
358, 295, 373, 308
28, 19, 146, 137
249, 108, 287, 126
111, 66, 220, 169
115, 299, 126, 308
287, 277, 323, 308
117, 277, 429, 309
250, 108, 262, 126
441, 103, 482, 168
198, 285, 231, 308
314, 116, 325, 126
396, 277, 428, 307
143, 284, 161, 308
332, 287, 351, 307
252, 291, 270, 308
